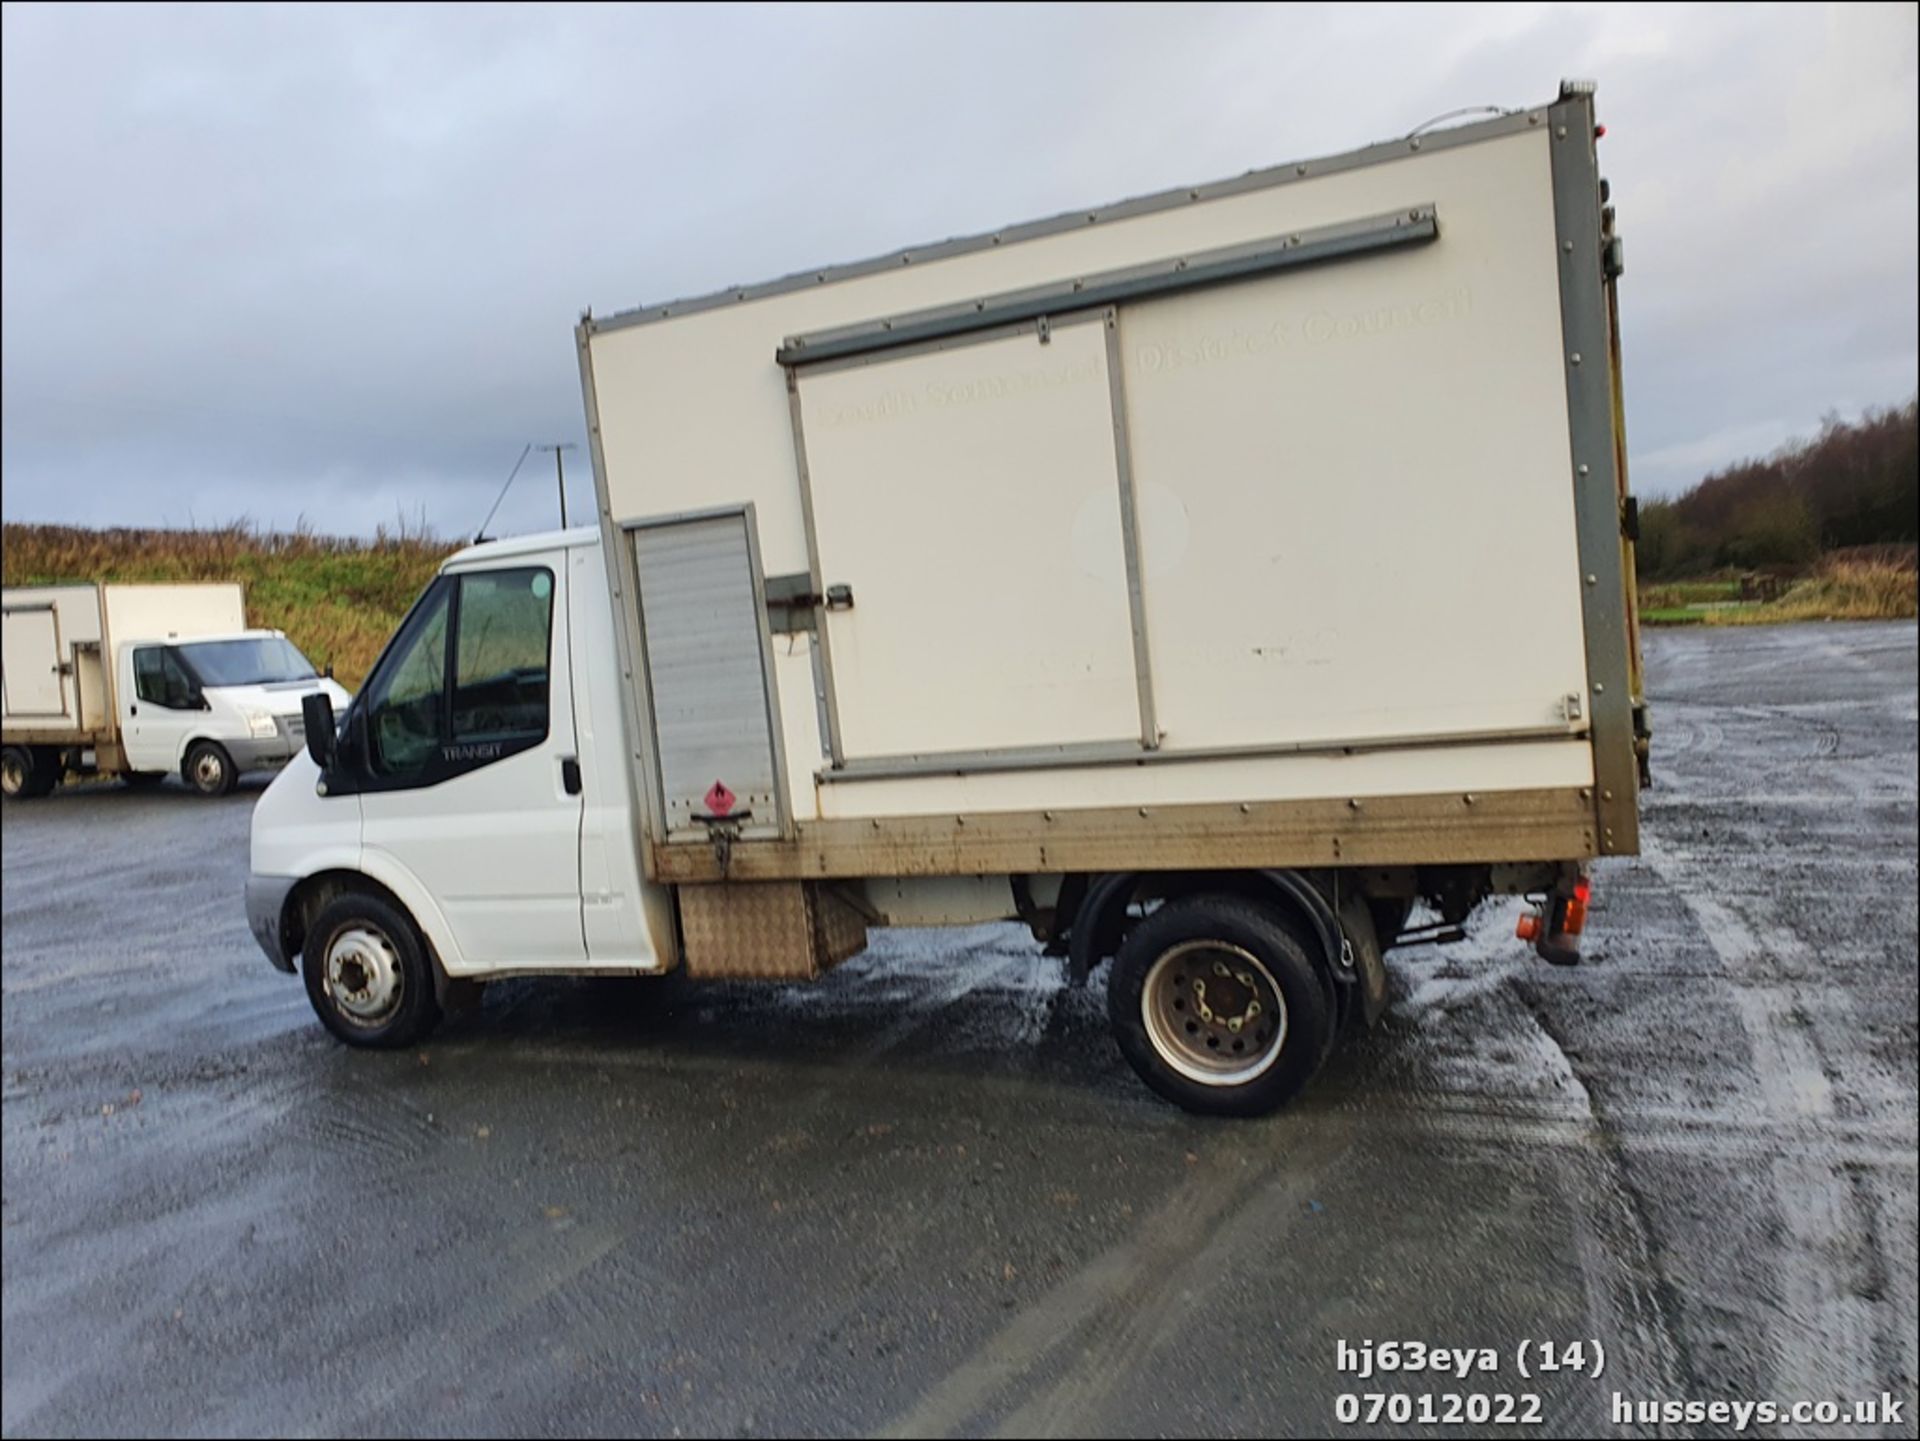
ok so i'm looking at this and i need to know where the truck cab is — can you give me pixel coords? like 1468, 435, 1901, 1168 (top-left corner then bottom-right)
115, 629, 351, 794
247, 529, 670, 1023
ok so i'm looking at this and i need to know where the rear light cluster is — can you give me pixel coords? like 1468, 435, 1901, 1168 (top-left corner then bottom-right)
1516, 874, 1592, 965
1562, 877, 1592, 935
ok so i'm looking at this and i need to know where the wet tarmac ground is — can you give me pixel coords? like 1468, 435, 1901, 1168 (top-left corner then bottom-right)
3, 621, 1915, 1438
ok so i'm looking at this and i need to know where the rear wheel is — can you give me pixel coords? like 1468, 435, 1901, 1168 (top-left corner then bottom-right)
1107, 894, 1332, 1117
183, 740, 237, 796
302, 892, 442, 1049
2, 745, 59, 799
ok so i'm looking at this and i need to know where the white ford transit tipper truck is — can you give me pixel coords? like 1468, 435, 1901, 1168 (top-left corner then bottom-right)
248, 82, 1646, 1115
2, 582, 350, 798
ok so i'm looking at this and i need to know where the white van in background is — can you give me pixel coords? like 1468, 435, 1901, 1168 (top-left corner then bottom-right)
2, 582, 350, 798
116, 630, 354, 795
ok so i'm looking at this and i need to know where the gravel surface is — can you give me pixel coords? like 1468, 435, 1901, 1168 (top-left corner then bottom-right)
3, 621, 1914, 1438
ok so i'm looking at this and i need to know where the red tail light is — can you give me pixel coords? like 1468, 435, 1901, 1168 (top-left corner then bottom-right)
1561, 878, 1592, 936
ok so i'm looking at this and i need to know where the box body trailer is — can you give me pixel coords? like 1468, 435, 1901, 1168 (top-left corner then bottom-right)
251, 82, 1645, 1114
2, 582, 350, 797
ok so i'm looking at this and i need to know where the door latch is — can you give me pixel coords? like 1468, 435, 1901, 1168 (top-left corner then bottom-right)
766, 583, 853, 611
560, 756, 581, 795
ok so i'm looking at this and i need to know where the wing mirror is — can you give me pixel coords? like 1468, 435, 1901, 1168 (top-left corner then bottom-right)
302, 692, 337, 769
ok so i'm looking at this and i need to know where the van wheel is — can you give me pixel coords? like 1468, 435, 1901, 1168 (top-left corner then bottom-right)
1107, 894, 1332, 1117
2, 745, 58, 799
302, 893, 442, 1049
183, 740, 237, 796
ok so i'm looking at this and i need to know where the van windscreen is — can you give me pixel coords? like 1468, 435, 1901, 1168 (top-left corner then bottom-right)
175, 637, 318, 687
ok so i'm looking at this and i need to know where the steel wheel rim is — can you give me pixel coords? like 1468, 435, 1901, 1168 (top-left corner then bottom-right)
193, 751, 225, 790
1, 755, 23, 796
1141, 940, 1288, 1086
325, 926, 404, 1025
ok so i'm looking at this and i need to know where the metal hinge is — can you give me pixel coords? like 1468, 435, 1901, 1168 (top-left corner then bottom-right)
1603, 234, 1625, 280
1036, 314, 1051, 345
1563, 691, 1585, 722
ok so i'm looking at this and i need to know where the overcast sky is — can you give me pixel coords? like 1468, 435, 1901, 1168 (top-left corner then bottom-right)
3, 2, 1915, 538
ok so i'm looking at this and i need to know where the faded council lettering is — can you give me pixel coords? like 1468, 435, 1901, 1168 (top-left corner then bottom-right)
1134, 285, 1473, 374
815, 354, 1102, 429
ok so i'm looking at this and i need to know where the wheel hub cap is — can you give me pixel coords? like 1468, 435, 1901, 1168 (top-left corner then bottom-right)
1142, 940, 1289, 1086
325, 927, 403, 1024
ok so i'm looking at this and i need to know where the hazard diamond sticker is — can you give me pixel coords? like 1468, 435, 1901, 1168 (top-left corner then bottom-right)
703, 780, 737, 816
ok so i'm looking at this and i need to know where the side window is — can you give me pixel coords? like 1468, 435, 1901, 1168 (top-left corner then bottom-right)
452, 569, 553, 742
363, 581, 452, 777
134, 647, 196, 709
133, 647, 167, 704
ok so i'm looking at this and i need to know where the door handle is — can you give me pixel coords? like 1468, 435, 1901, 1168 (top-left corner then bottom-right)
766, 583, 854, 612
560, 756, 581, 795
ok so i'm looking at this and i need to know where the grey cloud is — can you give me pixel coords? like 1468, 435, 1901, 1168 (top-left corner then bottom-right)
3, 2, 1915, 536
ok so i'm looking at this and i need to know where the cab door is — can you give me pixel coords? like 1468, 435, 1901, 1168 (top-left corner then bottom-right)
355, 556, 585, 970
123, 645, 203, 771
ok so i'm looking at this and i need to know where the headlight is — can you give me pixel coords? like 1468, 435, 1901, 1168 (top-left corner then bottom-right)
245, 710, 279, 739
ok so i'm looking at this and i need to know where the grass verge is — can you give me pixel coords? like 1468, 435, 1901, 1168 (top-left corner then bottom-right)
2, 523, 457, 689
1703, 561, 1917, 626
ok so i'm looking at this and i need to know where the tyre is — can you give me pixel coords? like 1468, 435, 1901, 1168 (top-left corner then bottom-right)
182, 740, 237, 796
1107, 894, 1333, 1117
122, 771, 167, 789
302, 892, 442, 1049
2, 745, 59, 799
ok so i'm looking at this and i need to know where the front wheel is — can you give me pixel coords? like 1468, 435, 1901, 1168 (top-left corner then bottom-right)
183, 740, 237, 796
302, 892, 442, 1048
1107, 894, 1333, 1117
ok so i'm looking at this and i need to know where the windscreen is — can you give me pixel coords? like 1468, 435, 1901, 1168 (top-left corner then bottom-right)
175, 636, 318, 687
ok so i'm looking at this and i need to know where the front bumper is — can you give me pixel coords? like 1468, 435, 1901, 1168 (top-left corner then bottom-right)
227, 737, 296, 772
246, 873, 298, 972
226, 717, 304, 774
219, 713, 309, 779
